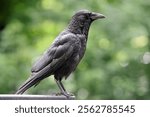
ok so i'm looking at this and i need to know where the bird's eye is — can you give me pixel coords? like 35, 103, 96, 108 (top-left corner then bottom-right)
78, 15, 86, 20
89, 12, 92, 16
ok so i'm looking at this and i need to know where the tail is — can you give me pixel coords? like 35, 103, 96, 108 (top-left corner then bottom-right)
15, 76, 41, 94
15, 63, 54, 94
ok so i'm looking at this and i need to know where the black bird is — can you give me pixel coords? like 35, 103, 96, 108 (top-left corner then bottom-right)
16, 10, 105, 97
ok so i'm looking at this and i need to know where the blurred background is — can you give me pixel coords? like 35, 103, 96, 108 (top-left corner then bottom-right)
0, 0, 150, 99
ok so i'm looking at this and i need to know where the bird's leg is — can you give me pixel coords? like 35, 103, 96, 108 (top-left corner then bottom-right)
59, 80, 67, 92
54, 79, 71, 98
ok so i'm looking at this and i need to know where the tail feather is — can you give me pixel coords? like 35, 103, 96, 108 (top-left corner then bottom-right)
15, 76, 41, 94
15, 63, 53, 94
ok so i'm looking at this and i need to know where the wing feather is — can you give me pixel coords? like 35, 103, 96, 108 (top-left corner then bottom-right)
31, 34, 77, 73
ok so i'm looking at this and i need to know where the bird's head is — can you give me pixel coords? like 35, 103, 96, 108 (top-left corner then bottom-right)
68, 10, 105, 35
73, 10, 105, 22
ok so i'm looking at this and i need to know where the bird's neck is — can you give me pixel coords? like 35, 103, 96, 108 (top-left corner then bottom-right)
67, 19, 91, 39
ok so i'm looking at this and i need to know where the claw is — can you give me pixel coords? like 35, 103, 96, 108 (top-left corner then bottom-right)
61, 91, 74, 99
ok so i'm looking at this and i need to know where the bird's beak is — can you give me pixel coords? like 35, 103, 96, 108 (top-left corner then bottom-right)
91, 12, 105, 20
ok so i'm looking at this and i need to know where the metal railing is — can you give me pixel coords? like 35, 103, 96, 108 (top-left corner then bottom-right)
0, 94, 75, 100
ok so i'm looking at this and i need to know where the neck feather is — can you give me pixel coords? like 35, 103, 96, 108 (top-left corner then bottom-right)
67, 18, 92, 38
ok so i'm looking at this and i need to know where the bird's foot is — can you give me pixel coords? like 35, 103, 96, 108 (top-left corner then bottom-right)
61, 91, 74, 99
66, 92, 74, 96
55, 91, 74, 99
55, 92, 62, 96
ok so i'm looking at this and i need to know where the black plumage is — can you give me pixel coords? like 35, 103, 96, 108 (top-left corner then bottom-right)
16, 10, 105, 97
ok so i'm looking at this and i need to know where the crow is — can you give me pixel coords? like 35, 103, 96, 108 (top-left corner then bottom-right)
15, 10, 105, 97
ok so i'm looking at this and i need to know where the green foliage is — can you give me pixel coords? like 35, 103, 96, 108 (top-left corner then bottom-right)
0, 0, 150, 99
